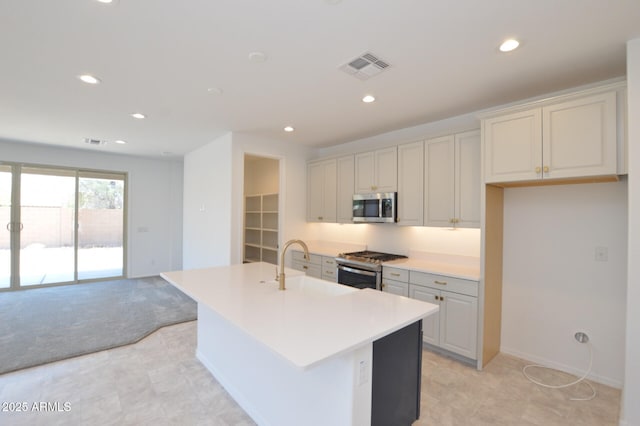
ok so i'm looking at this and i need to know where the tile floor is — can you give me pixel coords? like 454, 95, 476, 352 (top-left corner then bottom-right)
0, 321, 621, 426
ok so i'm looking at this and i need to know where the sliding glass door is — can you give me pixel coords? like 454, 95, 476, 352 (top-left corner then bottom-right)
0, 162, 126, 290
19, 167, 76, 286
77, 172, 125, 280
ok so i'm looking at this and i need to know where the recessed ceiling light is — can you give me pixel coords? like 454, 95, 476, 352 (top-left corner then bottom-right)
362, 95, 376, 103
78, 74, 101, 85
499, 39, 520, 52
96, 0, 116, 3
248, 51, 268, 63
284, 126, 295, 132
114, 140, 127, 145
207, 87, 223, 95
130, 113, 146, 119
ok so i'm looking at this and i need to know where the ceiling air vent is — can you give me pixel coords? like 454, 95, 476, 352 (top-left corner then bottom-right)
84, 138, 106, 146
340, 52, 391, 80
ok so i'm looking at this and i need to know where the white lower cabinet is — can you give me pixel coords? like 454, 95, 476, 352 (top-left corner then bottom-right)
409, 271, 478, 360
381, 267, 409, 296
292, 251, 338, 282
381, 279, 409, 296
409, 286, 440, 346
291, 251, 322, 279
321, 256, 337, 282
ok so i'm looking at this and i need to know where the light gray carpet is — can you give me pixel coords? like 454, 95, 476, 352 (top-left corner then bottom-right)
0, 276, 196, 375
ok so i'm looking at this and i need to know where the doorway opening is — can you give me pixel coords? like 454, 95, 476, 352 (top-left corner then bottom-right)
242, 155, 280, 265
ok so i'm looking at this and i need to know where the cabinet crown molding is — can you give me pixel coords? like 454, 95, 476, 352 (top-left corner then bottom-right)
477, 80, 626, 120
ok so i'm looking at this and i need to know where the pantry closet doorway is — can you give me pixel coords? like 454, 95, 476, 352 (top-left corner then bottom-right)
242, 155, 280, 265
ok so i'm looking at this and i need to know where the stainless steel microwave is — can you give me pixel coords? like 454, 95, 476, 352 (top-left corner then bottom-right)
352, 192, 397, 223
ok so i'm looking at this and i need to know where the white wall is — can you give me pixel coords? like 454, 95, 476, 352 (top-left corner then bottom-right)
500, 181, 627, 388
182, 133, 233, 269
244, 156, 279, 195
621, 38, 640, 426
181, 132, 313, 268
316, 112, 479, 159
0, 139, 183, 278
231, 133, 312, 265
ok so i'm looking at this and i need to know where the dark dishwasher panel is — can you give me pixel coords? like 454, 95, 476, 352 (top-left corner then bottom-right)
371, 320, 423, 426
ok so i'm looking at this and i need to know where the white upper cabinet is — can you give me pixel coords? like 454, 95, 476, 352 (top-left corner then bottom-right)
542, 92, 617, 179
484, 90, 618, 183
425, 130, 480, 228
307, 159, 337, 222
397, 141, 424, 226
424, 135, 455, 227
483, 109, 541, 183
456, 130, 481, 227
336, 155, 355, 224
355, 147, 397, 193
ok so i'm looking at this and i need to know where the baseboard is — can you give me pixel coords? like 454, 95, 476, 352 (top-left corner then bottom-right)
127, 273, 160, 279
422, 342, 477, 368
500, 346, 622, 389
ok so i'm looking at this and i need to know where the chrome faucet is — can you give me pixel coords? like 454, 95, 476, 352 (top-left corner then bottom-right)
279, 239, 309, 290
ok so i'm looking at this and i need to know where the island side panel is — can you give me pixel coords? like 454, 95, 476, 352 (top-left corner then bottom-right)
371, 320, 423, 426
195, 303, 373, 426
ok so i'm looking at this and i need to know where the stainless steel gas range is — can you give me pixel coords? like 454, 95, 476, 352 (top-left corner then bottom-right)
335, 250, 407, 290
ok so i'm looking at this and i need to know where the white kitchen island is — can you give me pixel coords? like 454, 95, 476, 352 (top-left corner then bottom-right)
161, 262, 438, 426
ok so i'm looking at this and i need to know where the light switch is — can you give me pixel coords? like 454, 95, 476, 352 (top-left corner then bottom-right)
595, 246, 608, 262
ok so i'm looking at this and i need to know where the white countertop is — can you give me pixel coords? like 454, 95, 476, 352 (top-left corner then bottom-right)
383, 257, 481, 281
161, 262, 437, 370
294, 242, 481, 281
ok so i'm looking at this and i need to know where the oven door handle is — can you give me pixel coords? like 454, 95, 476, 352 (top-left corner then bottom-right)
337, 264, 378, 277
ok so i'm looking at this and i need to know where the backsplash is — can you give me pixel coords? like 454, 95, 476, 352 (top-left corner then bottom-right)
305, 223, 481, 258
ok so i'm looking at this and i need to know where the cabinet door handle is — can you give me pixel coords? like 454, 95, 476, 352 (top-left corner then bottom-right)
390, 273, 400, 277
318, 216, 323, 220
434, 280, 447, 286
535, 166, 541, 173
302, 266, 308, 270
381, 283, 386, 289
543, 166, 549, 173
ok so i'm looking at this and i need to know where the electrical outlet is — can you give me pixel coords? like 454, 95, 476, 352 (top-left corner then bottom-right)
358, 360, 369, 385
575, 331, 589, 344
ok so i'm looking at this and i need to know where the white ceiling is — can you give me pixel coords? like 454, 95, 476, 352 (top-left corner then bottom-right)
1, 0, 640, 158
